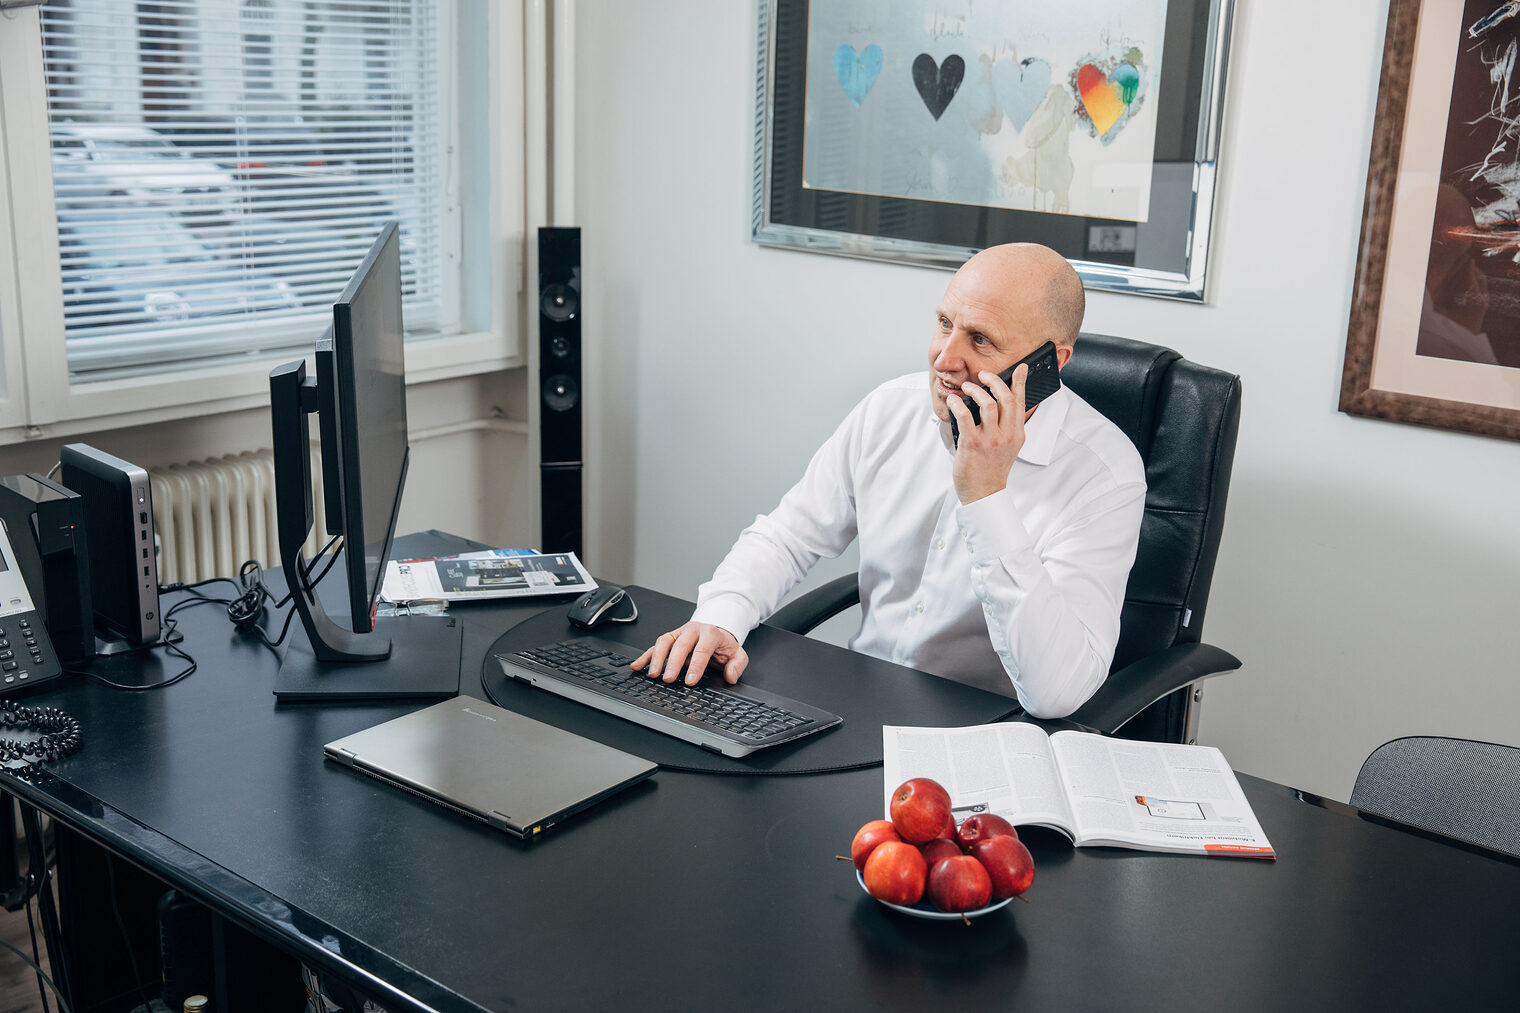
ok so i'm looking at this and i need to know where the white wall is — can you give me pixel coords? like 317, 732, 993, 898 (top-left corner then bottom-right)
576, 0, 1520, 802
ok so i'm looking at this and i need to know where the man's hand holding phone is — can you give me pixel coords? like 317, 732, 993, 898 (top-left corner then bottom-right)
947, 362, 1031, 504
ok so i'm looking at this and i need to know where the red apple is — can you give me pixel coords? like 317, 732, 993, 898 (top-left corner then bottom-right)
862, 841, 928, 905
889, 778, 953, 844
955, 813, 1019, 852
932, 811, 958, 841
971, 834, 1036, 900
850, 820, 901, 872
919, 838, 961, 867
925, 854, 993, 913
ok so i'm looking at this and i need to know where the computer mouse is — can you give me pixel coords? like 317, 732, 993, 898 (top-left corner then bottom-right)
567, 584, 639, 629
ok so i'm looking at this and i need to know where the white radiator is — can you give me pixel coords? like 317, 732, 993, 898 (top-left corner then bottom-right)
149, 450, 329, 585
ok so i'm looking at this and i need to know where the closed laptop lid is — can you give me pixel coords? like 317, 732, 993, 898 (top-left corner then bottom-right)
324, 698, 657, 838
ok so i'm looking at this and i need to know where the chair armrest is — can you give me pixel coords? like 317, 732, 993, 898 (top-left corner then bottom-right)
766, 574, 861, 634
1067, 641, 1241, 734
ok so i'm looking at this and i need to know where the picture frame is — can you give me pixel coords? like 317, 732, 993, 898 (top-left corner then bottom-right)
1340, 0, 1520, 441
751, 0, 1236, 301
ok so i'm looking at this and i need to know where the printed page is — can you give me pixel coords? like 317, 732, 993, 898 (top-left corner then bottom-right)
882, 723, 1076, 836
382, 551, 595, 603
1049, 732, 1274, 857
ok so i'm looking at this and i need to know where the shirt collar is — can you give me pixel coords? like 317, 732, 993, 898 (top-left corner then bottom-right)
932, 384, 1071, 465
1017, 384, 1070, 466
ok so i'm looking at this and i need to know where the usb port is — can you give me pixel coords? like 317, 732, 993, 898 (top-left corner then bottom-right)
143, 566, 150, 577
142, 548, 148, 559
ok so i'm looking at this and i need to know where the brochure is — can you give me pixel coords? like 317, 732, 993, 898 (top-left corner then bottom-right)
882, 723, 1274, 858
381, 550, 596, 603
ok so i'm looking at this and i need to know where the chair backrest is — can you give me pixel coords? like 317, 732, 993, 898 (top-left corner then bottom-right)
1060, 333, 1242, 739
1350, 736, 1520, 859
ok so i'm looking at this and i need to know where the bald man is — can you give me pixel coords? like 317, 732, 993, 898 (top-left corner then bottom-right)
634, 244, 1146, 719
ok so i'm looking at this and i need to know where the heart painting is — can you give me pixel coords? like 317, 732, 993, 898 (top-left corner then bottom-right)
833, 44, 883, 107
1075, 61, 1141, 138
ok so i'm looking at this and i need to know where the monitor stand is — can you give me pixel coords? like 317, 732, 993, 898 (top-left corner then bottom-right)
274, 613, 463, 702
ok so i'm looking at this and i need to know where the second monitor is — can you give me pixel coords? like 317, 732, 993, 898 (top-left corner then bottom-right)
269, 221, 462, 701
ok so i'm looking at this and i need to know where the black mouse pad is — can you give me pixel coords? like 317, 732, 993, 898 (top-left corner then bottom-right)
480, 585, 1021, 775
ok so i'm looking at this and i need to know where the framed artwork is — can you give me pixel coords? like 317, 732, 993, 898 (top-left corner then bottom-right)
1341, 0, 1520, 441
752, 0, 1236, 301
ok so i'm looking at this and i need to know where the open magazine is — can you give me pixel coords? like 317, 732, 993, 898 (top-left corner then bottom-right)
883, 723, 1274, 858
381, 550, 595, 603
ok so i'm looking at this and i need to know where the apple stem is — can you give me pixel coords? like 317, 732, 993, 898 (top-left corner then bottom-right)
1016, 893, 1031, 904
961, 913, 971, 926
834, 855, 852, 862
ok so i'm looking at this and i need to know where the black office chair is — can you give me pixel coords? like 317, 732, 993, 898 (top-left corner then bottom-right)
769, 333, 1243, 742
1350, 736, 1520, 859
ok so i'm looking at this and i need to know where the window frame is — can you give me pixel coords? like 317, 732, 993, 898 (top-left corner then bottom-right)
0, 0, 523, 445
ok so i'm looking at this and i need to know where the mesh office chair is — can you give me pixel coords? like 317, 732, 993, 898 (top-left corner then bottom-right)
769, 333, 1243, 742
1350, 736, 1520, 859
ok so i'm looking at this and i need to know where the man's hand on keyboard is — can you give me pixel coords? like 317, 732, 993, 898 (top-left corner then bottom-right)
632, 622, 748, 687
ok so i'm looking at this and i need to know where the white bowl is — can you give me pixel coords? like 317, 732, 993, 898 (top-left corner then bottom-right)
855, 869, 1014, 920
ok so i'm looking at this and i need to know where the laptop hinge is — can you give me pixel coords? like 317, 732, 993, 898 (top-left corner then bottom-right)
487, 810, 512, 831
330, 748, 358, 767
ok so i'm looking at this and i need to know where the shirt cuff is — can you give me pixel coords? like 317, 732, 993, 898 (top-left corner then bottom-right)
955, 488, 1035, 563
690, 597, 757, 647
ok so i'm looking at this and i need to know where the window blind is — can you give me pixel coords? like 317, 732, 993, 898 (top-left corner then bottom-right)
41, 0, 443, 380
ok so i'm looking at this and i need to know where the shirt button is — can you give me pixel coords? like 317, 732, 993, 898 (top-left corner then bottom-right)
915, 602, 925, 614
984, 604, 993, 616
935, 538, 945, 550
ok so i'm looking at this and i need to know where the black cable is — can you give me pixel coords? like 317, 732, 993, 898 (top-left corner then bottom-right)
81, 540, 346, 689
21, 892, 56, 1013
300, 535, 344, 594
104, 855, 151, 1013
74, 601, 198, 691
0, 706, 83, 765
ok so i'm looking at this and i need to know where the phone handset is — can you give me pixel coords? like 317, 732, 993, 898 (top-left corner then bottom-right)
949, 340, 1063, 448
0, 519, 63, 693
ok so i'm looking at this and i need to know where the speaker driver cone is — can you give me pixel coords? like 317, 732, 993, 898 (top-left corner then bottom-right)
540, 283, 579, 322
542, 375, 579, 412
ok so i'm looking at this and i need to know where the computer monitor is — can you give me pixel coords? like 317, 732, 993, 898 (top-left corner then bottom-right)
326, 220, 408, 634
268, 222, 461, 700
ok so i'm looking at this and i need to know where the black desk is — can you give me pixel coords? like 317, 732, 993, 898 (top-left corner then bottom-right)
3, 535, 1518, 1011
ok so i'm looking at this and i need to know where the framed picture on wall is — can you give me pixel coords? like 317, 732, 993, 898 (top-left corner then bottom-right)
1341, 0, 1520, 441
751, 0, 1235, 301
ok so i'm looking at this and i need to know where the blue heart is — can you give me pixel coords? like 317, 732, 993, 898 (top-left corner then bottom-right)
834, 44, 883, 107
993, 58, 1051, 133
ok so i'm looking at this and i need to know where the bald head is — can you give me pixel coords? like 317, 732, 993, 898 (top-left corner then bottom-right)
956, 243, 1085, 348
929, 243, 1085, 421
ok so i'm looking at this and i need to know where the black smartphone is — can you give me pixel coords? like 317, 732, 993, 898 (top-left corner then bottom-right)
949, 340, 1062, 447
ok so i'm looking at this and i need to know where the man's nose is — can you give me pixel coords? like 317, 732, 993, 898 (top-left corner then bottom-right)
933, 332, 969, 371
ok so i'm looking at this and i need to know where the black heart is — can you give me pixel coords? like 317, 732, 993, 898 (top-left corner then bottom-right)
912, 53, 965, 120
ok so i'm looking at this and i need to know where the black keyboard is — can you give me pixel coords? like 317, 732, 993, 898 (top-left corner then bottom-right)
495, 637, 843, 758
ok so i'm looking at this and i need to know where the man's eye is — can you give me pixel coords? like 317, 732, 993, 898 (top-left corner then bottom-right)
938, 316, 952, 329
972, 333, 989, 345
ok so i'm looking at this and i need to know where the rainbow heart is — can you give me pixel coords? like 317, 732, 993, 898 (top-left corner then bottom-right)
1076, 62, 1140, 137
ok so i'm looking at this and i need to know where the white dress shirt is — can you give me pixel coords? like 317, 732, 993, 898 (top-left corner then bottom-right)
691, 372, 1146, 718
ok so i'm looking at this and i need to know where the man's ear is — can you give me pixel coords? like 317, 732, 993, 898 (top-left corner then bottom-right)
1055, 343, 1074, 370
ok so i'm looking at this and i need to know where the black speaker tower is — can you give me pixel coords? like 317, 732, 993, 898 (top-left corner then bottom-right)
538, 227, 582, 557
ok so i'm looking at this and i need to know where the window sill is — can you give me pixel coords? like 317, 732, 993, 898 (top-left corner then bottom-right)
0, 329, 521, 447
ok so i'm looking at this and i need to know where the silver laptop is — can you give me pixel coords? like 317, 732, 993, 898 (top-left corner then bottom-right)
323, 698, 657, 839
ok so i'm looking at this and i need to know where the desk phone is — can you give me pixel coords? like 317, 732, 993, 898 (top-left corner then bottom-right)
0, 519, 62, 693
